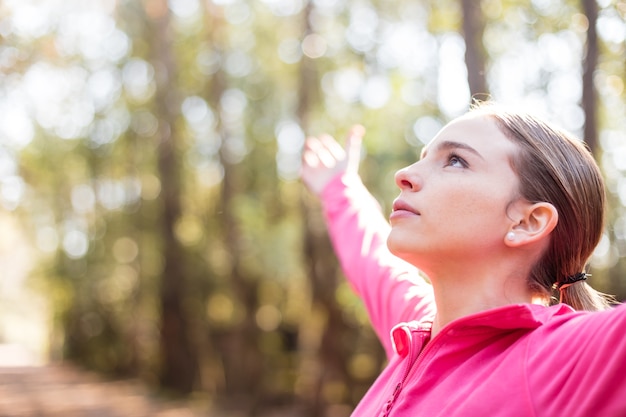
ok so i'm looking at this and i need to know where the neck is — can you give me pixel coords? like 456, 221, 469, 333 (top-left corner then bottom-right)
423, 262, 539, 338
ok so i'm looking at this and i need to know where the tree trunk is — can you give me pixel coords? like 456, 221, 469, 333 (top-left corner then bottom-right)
297, 2, 356, 415
581, 0, 599, 156
204, 4, 264, 409
460, 0, 488, 99
148, 0, 199, 394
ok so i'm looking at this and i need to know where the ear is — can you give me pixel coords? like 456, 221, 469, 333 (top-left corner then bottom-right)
505, 202, 558, 248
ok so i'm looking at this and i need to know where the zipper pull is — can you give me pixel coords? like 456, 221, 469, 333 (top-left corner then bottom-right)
382, 383, 402, 417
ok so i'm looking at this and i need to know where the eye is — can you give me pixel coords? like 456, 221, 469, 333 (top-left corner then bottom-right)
446, 153, 468, 168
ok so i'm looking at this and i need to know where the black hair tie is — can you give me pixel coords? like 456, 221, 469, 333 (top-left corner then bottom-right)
557, 272, 589, 290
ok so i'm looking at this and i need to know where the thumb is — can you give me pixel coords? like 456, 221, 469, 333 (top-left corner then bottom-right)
345, 125, 365, 174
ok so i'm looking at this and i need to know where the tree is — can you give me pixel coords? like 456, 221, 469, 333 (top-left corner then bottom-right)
145, 0, 199, 393
581, 0, 599, 156
461, 0, 488, 98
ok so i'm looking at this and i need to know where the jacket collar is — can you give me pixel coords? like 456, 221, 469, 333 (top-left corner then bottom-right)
391, 303, 578, 357
441, 303, 576, 336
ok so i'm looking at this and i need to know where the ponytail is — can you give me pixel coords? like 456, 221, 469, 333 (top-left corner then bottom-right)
558, 280, 616, 312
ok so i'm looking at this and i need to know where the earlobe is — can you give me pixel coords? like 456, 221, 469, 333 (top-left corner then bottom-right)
505, 202, 558, 247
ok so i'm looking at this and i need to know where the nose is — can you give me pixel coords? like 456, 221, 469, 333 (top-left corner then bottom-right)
394, 163, 421, 191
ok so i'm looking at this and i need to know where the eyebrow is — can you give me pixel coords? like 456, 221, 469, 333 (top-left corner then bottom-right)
421, 140, 485, 161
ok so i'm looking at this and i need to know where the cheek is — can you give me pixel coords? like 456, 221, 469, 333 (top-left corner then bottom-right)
439, 186, 509, 227
437, 185, 483, 213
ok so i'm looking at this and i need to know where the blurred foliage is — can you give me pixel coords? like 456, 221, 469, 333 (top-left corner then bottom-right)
1, 0, 626, 415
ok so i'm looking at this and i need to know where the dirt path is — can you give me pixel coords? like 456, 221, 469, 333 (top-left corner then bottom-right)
0, 365, 211, 417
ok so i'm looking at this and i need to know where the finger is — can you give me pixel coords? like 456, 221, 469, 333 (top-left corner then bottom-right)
305, 136, 336, 168
318, 133, 346, 161
302, 147, 320, 169
303, 135, 320, 152
345, 125, 365, 173
302, 137, 323, 166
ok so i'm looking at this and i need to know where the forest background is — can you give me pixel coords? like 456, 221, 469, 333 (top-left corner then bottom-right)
1, 0, 626, 416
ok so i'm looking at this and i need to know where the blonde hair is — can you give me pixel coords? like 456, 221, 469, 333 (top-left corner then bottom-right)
471, 103, 614, 311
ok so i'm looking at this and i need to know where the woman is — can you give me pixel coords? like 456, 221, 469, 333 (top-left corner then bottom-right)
300, 102, 624, 416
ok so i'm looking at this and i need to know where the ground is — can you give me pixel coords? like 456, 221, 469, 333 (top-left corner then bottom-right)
0, 365, 210, 417
0, 364, 308, 417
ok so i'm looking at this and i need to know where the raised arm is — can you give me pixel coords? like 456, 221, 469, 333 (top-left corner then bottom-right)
301, 127, 435, 357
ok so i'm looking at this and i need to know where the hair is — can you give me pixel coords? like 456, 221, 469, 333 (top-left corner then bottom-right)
470, 102, 614, 311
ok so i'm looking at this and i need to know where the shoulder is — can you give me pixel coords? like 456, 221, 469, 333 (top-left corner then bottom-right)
540, 302, 626, 331
524, 302, 626, 377
523, 302, 626, 344
524, 303, 626, 416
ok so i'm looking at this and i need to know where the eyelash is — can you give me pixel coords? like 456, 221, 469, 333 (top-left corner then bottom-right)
446, 153, 468, 168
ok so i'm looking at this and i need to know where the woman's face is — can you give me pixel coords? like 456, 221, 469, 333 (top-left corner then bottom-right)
387, 113, 522, 272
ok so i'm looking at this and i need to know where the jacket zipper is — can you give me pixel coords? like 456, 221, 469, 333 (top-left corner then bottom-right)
382, 326, 427, 417
383, 325, 449, 417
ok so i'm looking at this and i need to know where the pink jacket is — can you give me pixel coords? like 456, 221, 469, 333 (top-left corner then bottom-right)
320, 172, 626, 417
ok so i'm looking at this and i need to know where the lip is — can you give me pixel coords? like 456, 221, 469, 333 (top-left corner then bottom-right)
390, 199, 420, 220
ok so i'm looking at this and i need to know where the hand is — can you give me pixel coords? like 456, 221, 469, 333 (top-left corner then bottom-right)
300, 125, 365, 195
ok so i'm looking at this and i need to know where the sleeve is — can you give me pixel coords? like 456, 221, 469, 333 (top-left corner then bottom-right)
526, 304, 626, 417
319, 172, 436, 358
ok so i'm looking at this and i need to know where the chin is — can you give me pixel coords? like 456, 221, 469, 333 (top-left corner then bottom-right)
387, 234, 433, 272
387, 235, 414, 262
387, 229, 415, 254
386, 233, 400, 255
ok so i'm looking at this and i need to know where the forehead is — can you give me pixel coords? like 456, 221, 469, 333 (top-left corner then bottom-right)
422, 113, 516, 158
